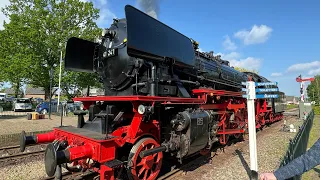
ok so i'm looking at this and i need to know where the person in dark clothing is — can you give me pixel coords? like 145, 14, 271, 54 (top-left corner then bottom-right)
259, 138, 320, 180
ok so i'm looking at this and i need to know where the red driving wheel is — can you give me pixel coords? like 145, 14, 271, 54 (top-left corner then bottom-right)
127, 137, 163, 180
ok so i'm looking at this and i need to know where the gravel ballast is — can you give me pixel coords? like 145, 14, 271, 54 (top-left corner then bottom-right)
174, 115, 304, 180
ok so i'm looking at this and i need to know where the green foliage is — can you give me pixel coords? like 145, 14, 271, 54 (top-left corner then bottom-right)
234, 67, 259, 74
0, 101, 13, 111
302, 112, 320, 179
286, 104, 298, 110
312, 105, 320, 115
307, 75, 320, 104
1, 0, 102, 99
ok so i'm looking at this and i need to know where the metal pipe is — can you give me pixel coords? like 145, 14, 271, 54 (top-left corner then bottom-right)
150, 64, 156, 96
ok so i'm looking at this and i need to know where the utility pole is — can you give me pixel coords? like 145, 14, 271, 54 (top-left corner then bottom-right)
49, 68, 54, 120
57, 50, 62, 111
57, 0, 66, 112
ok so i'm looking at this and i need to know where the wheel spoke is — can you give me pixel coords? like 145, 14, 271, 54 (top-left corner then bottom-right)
143, 169, 149, 180
137, 161, 144, 167
152, 153, 157, 158
138, 166, 146, 176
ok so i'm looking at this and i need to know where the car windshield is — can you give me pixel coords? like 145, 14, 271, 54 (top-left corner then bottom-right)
17, 99, 31, 103
0, 95, 5, 97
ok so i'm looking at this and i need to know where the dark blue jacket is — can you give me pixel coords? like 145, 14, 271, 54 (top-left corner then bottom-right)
274, 138, 320, 180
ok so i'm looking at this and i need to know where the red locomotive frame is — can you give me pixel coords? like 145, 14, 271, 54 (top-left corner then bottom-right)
21, 88, 283, 180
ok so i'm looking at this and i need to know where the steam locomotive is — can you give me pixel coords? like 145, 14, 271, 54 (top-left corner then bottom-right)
20, 5, 285, 180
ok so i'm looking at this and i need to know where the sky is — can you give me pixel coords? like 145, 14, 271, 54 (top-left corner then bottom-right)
1, 0, 320, 97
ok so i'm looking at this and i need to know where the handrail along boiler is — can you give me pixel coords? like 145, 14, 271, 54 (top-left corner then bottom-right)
19, 5, 285, 180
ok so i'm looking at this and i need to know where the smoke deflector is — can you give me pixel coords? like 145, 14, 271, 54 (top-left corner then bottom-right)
125, 5, 195, 65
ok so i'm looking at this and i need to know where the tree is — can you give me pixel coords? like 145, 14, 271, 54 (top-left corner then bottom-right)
1, 0, 102, 99
0, 24, 32, 97
59, 64, 102, 100
307, 75, 320, 103
234, 67, 259, 74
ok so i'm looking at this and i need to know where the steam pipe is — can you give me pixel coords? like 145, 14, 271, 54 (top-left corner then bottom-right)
150, 64, 156, 96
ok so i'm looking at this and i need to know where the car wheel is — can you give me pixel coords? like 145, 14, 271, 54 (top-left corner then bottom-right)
41, 109, 48, 114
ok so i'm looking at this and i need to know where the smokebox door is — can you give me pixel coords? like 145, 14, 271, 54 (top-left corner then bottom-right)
125, 5, 195, 65
65, 37, 97, 72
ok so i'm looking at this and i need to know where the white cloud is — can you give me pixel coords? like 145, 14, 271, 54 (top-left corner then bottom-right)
0, 0, 10, 30
221, 52, 240, 60
198, 48, 204, 52
223, 35, 237, 51
229, 57, 261, 71
92, 0, 116, 27
308, 68, 320, 75
218, 52, 262, 71
271, 72, 283, 77
234, 25, 273, 45
287, 61, 320, 73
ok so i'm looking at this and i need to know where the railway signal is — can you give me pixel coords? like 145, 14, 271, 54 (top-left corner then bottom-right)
242, 81, 279, 179
296, 75, 314, 102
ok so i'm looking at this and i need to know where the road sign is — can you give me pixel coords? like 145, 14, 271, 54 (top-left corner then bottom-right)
255, 94, 279, 99
255, 88, 279, 93
255, 82, 278, 86
241, 81, 280, 176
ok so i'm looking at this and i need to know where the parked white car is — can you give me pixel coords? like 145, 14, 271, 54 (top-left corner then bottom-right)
13, 98, 33, 112
0, 93, 7, 102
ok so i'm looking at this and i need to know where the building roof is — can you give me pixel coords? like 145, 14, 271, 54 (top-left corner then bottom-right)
26, 87, 45, 95
4, 88, 14, 94
82, 87, 104, 96
285, 96, 296, 102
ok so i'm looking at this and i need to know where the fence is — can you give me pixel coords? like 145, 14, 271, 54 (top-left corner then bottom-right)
279, 109, 314, 180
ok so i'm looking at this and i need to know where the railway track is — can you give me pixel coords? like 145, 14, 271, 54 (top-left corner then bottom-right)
0, 144, 47, 161
0, 149, 45, 161
0, 143, 45, 151
38, 138, 240, 180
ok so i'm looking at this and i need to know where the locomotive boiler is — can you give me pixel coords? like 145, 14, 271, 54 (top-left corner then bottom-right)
19, 5, 285, 180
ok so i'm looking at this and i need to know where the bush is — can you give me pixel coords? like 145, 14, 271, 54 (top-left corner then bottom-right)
312, 105, 320, 115
0, 102, 13, 111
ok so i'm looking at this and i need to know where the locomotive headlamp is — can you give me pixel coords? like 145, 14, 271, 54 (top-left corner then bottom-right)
138, 105, 146, 114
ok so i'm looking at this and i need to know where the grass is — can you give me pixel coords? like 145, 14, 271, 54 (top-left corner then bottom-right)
286, 104, 298, 110
312, 105, 320, 115
302, 115, 320, 180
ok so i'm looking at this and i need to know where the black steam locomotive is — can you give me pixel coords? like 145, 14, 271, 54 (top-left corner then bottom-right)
20, 5, 285, 180
65, 6, 254, 98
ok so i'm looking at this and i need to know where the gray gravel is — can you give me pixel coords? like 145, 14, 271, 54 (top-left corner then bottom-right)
0, 160, 46, 180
